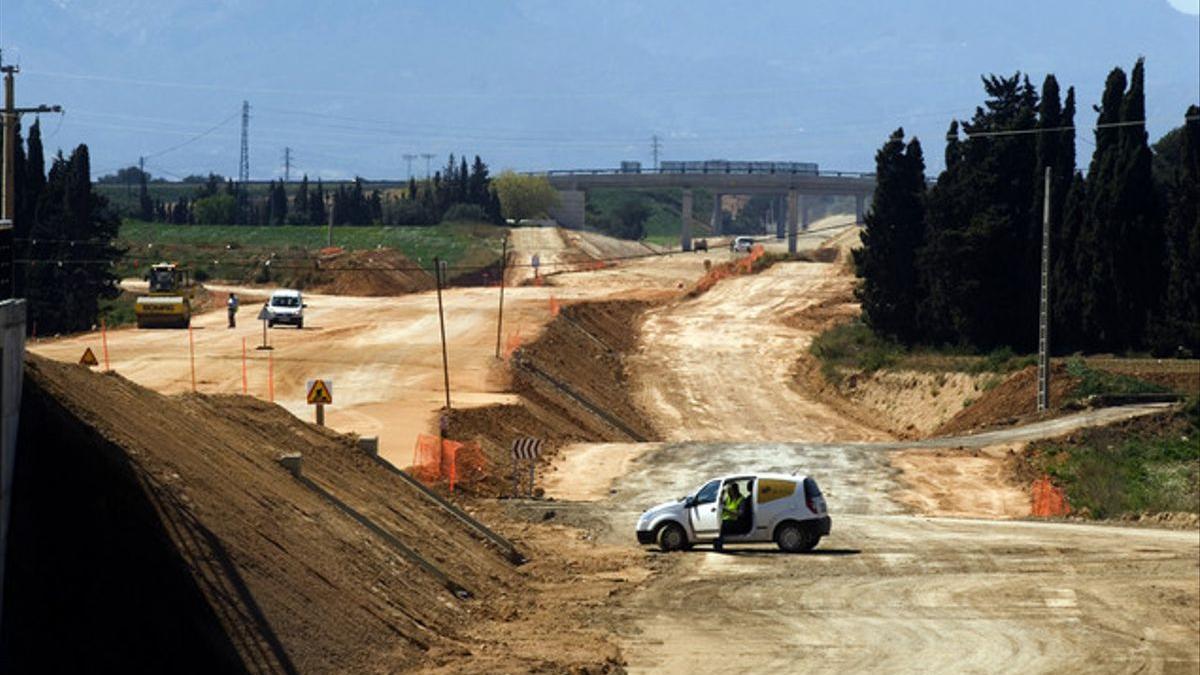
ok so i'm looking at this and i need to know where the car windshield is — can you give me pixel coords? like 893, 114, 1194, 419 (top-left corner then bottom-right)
693, 480, 720, 505
271, 296, 300, 307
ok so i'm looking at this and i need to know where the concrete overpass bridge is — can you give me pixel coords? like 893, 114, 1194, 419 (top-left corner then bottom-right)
541, 168, 875, 252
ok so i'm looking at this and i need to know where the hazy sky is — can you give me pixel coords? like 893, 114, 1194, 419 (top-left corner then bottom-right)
2, 0, 1197, 181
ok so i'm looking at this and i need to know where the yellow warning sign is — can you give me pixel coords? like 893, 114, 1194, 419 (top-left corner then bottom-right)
306, 379, 333, 405
80, 347, 99, 367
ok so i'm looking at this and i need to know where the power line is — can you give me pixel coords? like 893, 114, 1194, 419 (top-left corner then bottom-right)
952, 115, 1200, 140
142, 108, 240, 160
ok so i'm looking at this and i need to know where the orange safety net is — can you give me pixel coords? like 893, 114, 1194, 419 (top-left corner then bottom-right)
692, 243, 766, 294
409, 434, 488, 491
504, 325, 524, 359
1031, 476, 1071, 517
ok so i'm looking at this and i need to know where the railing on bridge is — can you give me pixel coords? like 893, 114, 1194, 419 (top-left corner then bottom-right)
538, 168, 875, 179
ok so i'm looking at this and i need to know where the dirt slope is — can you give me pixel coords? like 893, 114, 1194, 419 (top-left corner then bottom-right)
935, 364, 1078, 436
446, 299, 657, 493
2, 355, 626, 672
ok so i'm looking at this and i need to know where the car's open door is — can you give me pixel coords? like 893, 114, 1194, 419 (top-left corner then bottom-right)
688, 479, 721, 539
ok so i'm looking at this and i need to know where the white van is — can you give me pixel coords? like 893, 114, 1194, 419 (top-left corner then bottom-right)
266, 289, 305, 329
731, 236, 756, 252
635, 473, 830, 552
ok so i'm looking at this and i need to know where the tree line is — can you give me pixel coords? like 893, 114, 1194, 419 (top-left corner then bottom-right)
117, 153, 504, 227
855, 58, 1199, 357
2, 118, 122, 334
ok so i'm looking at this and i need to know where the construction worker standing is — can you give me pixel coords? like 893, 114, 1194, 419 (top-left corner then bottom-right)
227, 293, 239, 328
714, 482, 745, 552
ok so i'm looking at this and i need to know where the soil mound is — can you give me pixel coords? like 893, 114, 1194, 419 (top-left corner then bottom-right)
935, 364, 1078, 436
3, 355, 528, 671
312, 248, 436, 296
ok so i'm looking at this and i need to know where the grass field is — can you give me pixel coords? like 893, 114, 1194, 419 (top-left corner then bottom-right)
117, 220, 505, 282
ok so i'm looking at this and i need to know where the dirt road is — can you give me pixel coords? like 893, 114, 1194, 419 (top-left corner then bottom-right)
630, 216, 887, 442
28, 228, 733, 469
541, 404, 1198, 673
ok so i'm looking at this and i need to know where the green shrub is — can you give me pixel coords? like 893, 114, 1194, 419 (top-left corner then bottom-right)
1065, 357, 1167, 400
441, 203, 489, 223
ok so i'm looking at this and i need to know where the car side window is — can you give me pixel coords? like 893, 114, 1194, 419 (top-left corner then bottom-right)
694, 480, 720, 505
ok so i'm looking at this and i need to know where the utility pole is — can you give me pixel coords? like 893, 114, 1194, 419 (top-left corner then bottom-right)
326, 193, 334, 247
651, 134, 661, 171
2, 54, 62, 299
433, 257, 452, 410
494, 234, 508, 359
402, 153, 418, 179
1037, 166, 1052, 413
421, 152, 435, 179
283, 146, 292, 183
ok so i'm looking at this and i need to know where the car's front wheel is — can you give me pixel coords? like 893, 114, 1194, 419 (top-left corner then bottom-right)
776, 522, 819, 553
657, 522, 688, 552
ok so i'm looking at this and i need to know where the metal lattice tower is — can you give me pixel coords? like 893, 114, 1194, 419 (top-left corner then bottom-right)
651, 134, 661, 170
402, 153, 418, 179
421, 153, 435, 178
238, 100, 250, 184
283, 146, 292, 183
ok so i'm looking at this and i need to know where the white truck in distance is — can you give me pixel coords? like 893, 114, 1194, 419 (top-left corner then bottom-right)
636, 473, 831, 552
266, 289, 306, 329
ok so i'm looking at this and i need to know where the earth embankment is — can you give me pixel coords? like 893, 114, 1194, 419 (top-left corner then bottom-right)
1, 355, 627, 672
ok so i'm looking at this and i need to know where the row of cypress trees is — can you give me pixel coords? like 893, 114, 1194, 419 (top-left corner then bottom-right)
1, 118, 122, 333
855, 59, 1198, 356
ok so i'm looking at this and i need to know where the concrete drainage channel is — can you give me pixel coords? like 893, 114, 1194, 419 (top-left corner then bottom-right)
277, 453, 473, 600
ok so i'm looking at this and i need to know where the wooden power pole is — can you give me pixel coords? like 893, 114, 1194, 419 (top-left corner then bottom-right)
1, 53, 62, 298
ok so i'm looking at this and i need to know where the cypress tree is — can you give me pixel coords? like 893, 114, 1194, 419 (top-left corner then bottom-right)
1114, 58, 1161, 348
294, 175, 309, 222
854, 128, 927, 343
1151, 106, 1200, 354
1080, 67, 1127, 350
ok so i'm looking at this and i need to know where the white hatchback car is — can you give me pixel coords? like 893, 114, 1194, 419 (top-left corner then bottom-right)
635, 473, 831, 552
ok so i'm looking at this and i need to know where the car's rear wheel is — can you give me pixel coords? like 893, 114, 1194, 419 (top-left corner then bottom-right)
776, 522, 819, 553
657, 522, 687, 552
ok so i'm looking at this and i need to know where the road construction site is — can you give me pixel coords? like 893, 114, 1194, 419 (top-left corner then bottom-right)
17, 216, 1200, 672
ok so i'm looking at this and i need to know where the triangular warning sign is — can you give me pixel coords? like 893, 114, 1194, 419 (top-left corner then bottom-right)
306, 379, 333, 405
80, 347, 99, 367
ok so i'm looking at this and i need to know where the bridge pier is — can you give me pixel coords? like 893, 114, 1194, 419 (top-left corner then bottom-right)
855, 193, 865, 226
548, 189, 586, 229
787, 190, 800, 254
680, 188, 693, 252
711, 193, 723, 235
775, 195, 786, 239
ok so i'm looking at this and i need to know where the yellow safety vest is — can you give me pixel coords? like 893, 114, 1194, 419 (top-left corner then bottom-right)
722, 494, 744, 521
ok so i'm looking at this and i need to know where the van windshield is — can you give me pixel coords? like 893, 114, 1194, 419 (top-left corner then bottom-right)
271, 296, 300, 308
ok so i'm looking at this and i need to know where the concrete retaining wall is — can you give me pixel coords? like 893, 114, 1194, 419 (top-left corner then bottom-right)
0, 299, 27, 624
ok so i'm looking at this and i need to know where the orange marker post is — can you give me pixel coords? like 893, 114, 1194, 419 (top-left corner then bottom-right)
188, 324, 197, 392
100, 318, 110, 371
241, 337, 248, 395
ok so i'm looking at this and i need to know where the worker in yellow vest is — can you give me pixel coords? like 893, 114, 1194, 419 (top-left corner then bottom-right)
714, 482, 746, 552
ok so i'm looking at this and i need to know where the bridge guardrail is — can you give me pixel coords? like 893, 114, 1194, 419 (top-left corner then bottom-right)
538, 168, 875, 179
